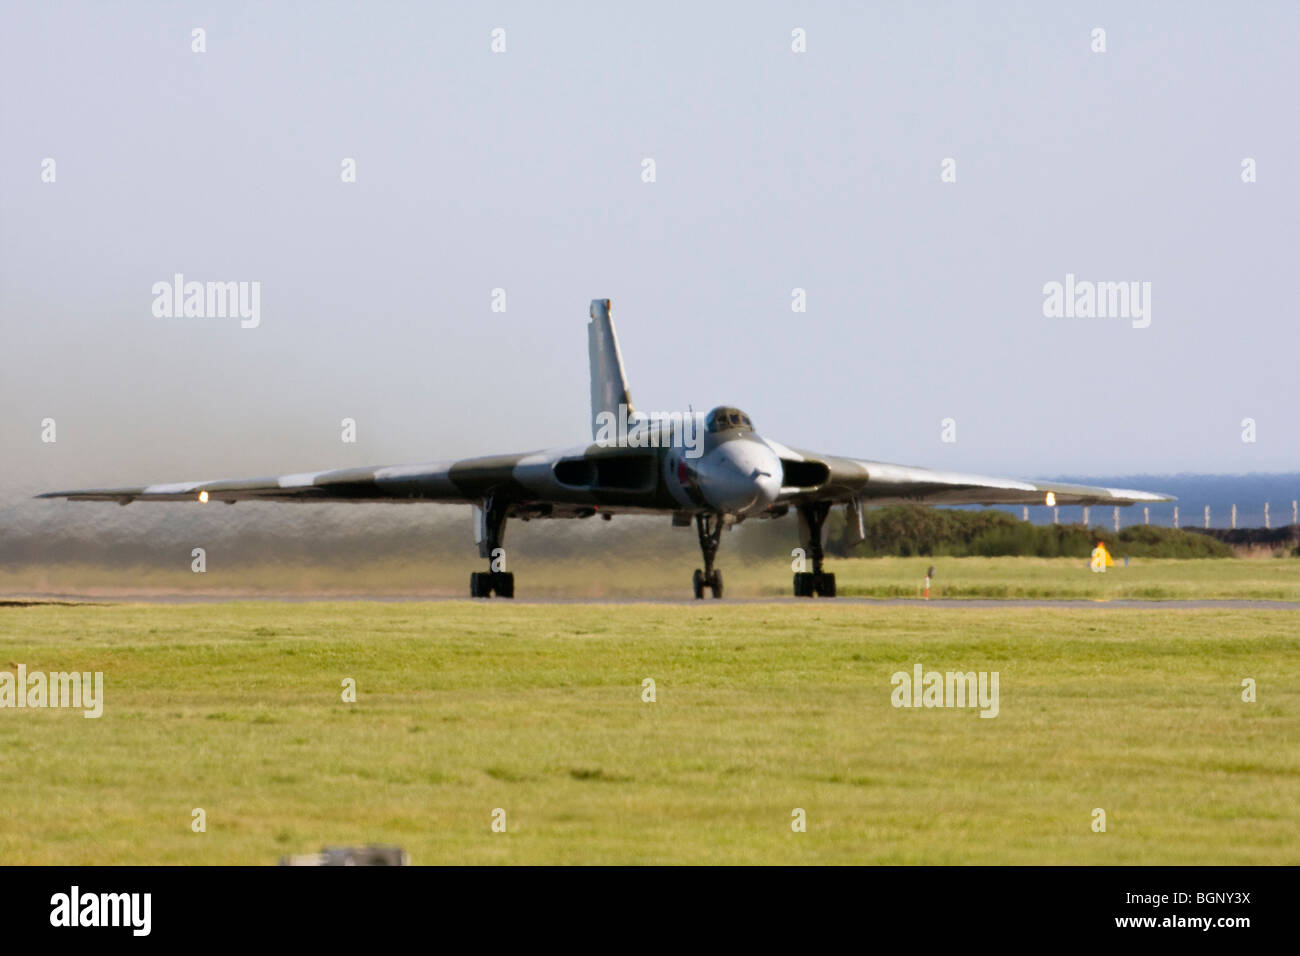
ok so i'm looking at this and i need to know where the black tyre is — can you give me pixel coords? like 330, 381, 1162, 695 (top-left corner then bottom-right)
493, 571, 514, 598
470, 572, 490, 598
709, 569, 723, 599
816, 572, 836, 598
692, 569, 705, 599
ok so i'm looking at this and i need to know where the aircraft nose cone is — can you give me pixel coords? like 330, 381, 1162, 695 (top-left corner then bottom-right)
700, 440, 782, 515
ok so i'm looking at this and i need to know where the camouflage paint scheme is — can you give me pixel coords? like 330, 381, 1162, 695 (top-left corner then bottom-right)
40, 299, 1173, 556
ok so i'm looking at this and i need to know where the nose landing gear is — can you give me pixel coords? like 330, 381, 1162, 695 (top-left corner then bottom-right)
692, 513, 724, 599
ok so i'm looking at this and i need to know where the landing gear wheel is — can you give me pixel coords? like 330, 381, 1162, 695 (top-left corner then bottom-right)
692, 569, 705, 599
470, 571, 491, 598
794, 571, 836, 597
709, 569, 723, 599
492, 571, 514, 598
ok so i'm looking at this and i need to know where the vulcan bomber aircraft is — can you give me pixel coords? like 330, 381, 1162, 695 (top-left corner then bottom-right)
41, 299, 1173, 598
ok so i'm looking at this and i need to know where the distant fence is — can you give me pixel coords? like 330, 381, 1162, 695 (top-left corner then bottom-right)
1014, 499, 1298, 531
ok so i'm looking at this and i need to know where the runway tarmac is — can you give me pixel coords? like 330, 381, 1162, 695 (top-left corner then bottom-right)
4, 595, 1300, 610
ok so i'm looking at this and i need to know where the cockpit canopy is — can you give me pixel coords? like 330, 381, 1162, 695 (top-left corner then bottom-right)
704, 406, 755, 433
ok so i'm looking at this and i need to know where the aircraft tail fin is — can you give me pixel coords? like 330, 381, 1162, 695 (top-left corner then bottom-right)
588, 298, 635, 440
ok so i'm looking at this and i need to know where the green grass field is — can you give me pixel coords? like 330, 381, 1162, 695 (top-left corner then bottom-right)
0, 599, 1296, 864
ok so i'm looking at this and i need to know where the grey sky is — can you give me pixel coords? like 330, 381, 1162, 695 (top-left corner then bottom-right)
3, 0, 1297, 498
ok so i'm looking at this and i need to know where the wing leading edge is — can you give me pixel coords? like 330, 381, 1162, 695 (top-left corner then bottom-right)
771, 445, 1174, 508
36, 458, 525, 506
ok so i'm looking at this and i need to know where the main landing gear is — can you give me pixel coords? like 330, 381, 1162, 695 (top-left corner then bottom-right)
470, 494, 514, 598
470, 570, 513, 598
793, 501, 836, 598
692, 512, 724, 599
